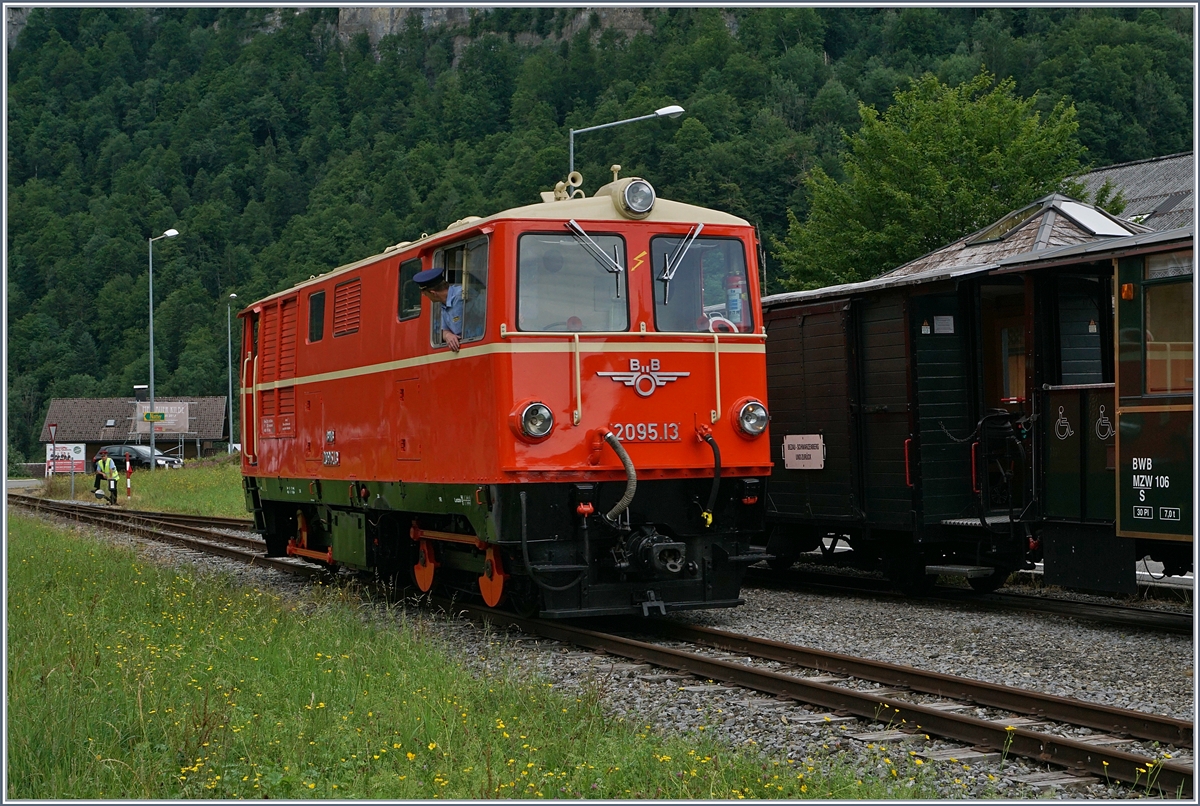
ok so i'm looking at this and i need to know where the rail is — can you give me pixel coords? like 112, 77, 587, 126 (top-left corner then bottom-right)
454, 603, 1193, 796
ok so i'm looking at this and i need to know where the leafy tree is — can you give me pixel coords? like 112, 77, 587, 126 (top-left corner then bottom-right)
776, 69, 1086, 290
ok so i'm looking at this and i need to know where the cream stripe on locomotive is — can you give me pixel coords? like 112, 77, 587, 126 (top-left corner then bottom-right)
243, 337, 766, 393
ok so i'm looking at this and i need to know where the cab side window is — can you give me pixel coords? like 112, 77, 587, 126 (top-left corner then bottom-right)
398, 258, 422, 321
308, 291, 325, 343
431, 237, 489, 347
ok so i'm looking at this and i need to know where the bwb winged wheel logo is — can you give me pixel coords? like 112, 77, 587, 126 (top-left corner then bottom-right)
597, 358, 689, 397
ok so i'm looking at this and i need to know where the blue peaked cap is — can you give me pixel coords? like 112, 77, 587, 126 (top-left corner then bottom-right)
414, 267, 445, 287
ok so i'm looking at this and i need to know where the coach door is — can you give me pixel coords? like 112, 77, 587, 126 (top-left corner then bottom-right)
909, 292, 974, 525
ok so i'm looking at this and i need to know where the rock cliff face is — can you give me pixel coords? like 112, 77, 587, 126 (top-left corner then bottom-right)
5, 6, 660, 54
336, 7, 658, 60
7, 6, 30, 50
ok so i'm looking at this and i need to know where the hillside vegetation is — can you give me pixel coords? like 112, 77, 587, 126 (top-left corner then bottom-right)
7, 7, 1193, 461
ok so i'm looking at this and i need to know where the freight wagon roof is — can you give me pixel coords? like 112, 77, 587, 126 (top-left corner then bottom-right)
762, 194, 1154, 309
991, 225, 1194, 274
248, 193, 750, 308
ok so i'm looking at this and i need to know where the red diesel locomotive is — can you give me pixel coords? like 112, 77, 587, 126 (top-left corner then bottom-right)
238, 171, 772, 617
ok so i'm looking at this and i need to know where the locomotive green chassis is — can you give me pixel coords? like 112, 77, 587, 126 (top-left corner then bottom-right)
244, 474, 767, 618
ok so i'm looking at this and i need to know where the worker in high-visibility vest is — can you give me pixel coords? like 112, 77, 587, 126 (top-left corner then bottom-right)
95, 450, 119, 505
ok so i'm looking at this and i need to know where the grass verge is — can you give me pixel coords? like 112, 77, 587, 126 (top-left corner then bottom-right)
39, 456, 247, 518
7, 514, 942, 799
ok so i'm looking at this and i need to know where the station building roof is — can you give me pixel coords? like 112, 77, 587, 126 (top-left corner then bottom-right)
39, 397, 229, 443
1074, 151, 1194, 232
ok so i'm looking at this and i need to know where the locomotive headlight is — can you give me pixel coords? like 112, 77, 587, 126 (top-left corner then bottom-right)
521, 403, 554, 439
736, 400, 769, 437
610, 177, 656, 219
623, 179, 655, 215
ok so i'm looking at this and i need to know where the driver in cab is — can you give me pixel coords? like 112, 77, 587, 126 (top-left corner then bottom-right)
415, 267, 463, 351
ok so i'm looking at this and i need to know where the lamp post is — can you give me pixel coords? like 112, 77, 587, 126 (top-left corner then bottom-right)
227, 293, 237, 453
148, 227, 179, 471
568, 104, 684, 193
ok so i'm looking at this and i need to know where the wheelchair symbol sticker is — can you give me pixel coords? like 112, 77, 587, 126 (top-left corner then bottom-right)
1094, 405, 1113, 441
1055, 406, 1075, 440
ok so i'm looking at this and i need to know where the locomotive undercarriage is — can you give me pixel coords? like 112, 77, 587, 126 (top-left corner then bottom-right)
245, 475, 767, 618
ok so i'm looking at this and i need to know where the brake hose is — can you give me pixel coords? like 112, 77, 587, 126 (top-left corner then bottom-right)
700, 432, 721, 528
603, 431, 637, 523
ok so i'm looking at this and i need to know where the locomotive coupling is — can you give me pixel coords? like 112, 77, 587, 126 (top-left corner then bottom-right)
626, 526, 689, 576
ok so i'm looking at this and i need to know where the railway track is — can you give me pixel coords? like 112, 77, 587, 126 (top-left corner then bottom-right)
745, 565, 1194, 635
458, 605, 1193, 797
11, 494, 1194, 796
7, 494, 312, 577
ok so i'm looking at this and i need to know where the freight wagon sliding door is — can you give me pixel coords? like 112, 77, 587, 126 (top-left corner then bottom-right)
856, 293, 912, 528
764, 301, 855, 520
909, 293, 974, 524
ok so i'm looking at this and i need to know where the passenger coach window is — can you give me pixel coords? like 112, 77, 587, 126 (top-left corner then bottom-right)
1143, 250, 1193, 394
651, 236, 752, 333
431, 237, 488, 347
398, 258, 422, 321
307, 291, 325, 342
517, 233, 628, 331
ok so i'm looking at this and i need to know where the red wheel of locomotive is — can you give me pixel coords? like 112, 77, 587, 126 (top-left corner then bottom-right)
413, 538, 438, 592
478, 546, 508, 607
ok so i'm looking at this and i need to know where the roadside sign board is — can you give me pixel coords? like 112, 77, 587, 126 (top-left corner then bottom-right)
48, 423, 57, 441
45, 443, 87, 474
134, 402, 189, 433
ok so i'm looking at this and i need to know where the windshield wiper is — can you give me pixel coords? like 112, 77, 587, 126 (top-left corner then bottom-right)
658, 223, 704, 305
566, 219, 624, 299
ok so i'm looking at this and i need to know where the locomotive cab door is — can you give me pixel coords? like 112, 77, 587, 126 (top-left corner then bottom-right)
241, 312, 259, 464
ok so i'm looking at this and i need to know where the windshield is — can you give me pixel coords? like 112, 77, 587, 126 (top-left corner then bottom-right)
651, 236, 753, 333
517, 233, 629, 331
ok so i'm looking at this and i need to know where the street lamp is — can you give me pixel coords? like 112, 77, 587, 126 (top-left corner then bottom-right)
148, 227, 178, 471
227, 293, 238, 454
568, 104, 684, 194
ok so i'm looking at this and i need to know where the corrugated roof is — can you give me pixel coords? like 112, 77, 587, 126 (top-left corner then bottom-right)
764, 194, 1149, 308
40, 397, 228, 443
1074, 152, 1194, 231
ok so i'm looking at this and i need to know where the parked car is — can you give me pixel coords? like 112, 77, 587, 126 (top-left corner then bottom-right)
93, 444, 183, 470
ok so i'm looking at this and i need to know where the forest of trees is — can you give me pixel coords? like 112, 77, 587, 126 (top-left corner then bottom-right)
6, 7, 1194, 464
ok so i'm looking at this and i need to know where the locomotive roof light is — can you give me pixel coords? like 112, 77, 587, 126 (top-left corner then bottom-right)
735, 399, 769, 437
624, 179, 655, 213
520, 402, 554, 439
614, 178, 656, 219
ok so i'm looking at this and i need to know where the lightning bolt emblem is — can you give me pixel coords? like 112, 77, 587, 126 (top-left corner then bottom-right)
631, 250, 646, 272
